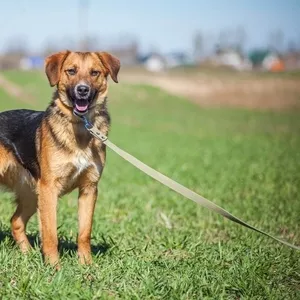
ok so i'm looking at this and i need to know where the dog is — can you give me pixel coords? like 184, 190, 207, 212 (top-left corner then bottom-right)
0, 51, 120, 266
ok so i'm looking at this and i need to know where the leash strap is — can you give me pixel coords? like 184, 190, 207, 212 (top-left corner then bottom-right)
82, 116, 300, 250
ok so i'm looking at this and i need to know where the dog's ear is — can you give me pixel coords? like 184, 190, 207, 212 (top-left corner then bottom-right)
96, 52, 120, 83
45, 50, 70, 87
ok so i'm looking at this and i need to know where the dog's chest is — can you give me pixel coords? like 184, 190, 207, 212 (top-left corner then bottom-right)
72, 154, 95, 178
54, 150, 102, 193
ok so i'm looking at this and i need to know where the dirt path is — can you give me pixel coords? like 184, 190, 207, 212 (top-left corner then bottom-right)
121, 71, 300, 111
0, 73, 36, 105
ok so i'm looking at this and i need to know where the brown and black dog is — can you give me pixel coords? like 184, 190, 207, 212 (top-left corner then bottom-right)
0, 51, 120, 266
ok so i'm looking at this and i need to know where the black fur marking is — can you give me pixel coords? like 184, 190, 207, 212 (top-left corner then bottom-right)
0, 109, 44, 178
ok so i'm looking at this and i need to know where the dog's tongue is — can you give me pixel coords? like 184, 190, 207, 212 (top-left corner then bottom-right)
75, 103, 88, 112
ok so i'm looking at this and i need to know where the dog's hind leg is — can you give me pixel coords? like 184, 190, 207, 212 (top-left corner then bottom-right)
0, 146, 37, 252
0, 145, 13, 185
11, 188, 37, 253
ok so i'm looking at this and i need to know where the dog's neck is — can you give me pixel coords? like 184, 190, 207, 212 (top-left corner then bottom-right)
45, 89, 110, 150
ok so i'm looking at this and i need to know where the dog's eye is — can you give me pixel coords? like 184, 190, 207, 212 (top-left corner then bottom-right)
67, 69, 76, 75
91, 70, 100, 77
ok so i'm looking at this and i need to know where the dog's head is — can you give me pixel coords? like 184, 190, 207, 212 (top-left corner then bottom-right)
45, 51, 120, 115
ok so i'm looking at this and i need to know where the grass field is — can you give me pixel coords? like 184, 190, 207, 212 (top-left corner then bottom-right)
0, 70, 300, 299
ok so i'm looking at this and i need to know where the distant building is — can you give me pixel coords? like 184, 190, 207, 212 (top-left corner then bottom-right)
139, 51, 192, 72
139, 53, 166, 72
164, 52, 193, 68
262, 53, 284, 72
20, 56, 44, 70
209, 48, 252, 71
249, 50, 284, 72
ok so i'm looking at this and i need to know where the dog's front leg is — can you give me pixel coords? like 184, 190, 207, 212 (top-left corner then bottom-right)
38, 181, 59, 266
78, 183, 98, 264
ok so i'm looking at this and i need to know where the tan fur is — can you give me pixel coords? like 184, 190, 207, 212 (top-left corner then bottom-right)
0, 51, 120, 267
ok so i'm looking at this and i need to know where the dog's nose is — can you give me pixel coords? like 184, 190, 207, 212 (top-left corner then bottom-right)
76, 84, 90, 97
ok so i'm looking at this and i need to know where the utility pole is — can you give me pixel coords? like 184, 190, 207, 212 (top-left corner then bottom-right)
78, 0, 89, 50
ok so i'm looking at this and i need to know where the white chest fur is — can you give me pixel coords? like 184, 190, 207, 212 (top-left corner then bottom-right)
71, 153, 100, 180
73, 155, 92, 173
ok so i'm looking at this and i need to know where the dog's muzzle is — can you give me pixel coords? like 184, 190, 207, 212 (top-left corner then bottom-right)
73, 84, 91, 115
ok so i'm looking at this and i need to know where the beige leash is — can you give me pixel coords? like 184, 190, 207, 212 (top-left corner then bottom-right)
80, 115, 300, 250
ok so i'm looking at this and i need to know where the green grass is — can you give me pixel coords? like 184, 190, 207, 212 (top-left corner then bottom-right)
0, 88, 24, 111
0, 70, 300, 299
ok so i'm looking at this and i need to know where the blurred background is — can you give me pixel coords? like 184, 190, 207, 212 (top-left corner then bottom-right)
1, 2, 300, 297
0, 0, 299, 110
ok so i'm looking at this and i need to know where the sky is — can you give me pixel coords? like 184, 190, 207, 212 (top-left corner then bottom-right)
0, 0, 299, 54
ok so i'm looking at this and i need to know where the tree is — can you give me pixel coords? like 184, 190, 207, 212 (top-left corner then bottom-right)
193, 31, 204, 61
287, 40, 297, 53
3, 36, 29, 57
235, 26, 247, 54
217, 29, 231, 50
268, 29, 284, 53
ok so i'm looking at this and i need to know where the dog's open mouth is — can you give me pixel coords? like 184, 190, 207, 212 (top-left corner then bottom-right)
67, 84, 97, 116
74, 100, 89, 115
